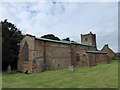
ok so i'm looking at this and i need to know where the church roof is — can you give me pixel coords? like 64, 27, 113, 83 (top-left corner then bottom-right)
86, 50, 107, 54
101, 44, 114, 53
36, 37, 95, 47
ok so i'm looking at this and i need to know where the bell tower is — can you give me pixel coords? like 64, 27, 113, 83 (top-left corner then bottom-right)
81, 31, 96, 46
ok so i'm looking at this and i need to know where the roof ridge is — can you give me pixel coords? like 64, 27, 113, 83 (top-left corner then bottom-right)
35, 37, 95, 47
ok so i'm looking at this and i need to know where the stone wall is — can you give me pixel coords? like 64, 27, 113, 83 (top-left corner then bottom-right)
87, 53, 108, 67
101, 44, 115, 60
74, 45, 91, 67
32, 40, 72, 72
18, 34, 109, 74
88, 53, 97, 67
45, 42, 71, 70
96, 54, 108, 64
32, 40, 45, 73
18, 35, 35, 73
81, 32, 96, 46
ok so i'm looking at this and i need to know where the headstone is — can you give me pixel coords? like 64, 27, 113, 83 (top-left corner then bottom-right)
7, 65, 12, 74
68, 65, 74, 72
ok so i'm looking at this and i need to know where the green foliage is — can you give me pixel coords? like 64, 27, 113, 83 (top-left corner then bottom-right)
41, 34, 60, 41
2, 61, 118, 88
62, 37, 70, 41
1, 19, 24, 70
41, 34, 76, 42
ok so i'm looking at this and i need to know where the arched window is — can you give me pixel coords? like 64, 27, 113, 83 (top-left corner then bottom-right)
23, 42, 29, 61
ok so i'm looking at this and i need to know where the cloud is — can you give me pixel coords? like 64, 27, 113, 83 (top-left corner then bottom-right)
0, 2, 118, 52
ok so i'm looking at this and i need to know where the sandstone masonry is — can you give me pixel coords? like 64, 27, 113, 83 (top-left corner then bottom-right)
18, 32, 115, 73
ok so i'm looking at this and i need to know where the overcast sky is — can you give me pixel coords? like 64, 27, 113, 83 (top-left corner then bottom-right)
0, 1, 118, 52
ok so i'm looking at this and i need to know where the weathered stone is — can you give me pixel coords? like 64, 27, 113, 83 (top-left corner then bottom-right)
101, 44, 115, 61
68, 66, 74, 72
81, 31, 96, 46
17, 32, 114, 74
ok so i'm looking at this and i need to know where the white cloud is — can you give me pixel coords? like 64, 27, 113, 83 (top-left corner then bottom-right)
0, 2, 118, 52
1, 0, 119, 2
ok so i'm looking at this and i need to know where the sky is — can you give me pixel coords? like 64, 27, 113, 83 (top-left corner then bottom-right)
0, 1, 118, 52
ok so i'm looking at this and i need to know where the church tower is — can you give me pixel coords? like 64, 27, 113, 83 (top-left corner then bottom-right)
81, 31, 96, 46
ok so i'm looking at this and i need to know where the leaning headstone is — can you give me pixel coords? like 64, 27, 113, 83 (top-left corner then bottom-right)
7, 65, 12, 74
68, 66, 74, 72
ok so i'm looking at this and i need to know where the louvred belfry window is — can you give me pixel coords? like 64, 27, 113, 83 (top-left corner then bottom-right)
23, 42, 29, 61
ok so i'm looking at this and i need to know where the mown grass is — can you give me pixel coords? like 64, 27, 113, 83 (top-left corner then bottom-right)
2, 60, 118, 88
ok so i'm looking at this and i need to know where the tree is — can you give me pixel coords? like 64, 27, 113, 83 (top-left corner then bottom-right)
1, 19, 24, 70
62, 37, 70, 41
41, 34, 60, 41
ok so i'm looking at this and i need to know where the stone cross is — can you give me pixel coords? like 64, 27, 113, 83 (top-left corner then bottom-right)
68, 65, 74, 72
7, 65, 12, 74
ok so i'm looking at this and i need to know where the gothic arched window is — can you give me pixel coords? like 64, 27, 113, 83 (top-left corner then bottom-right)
23, 42, 29, 61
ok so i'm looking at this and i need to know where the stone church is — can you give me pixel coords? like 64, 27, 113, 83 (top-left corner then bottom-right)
18, 32, 115, 73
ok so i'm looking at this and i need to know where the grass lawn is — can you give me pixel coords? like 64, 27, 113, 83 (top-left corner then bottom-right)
2, 60, 118, 88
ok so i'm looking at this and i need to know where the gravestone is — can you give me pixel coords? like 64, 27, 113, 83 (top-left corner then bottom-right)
7, 65, 12, 74
68, 65, 74, 72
